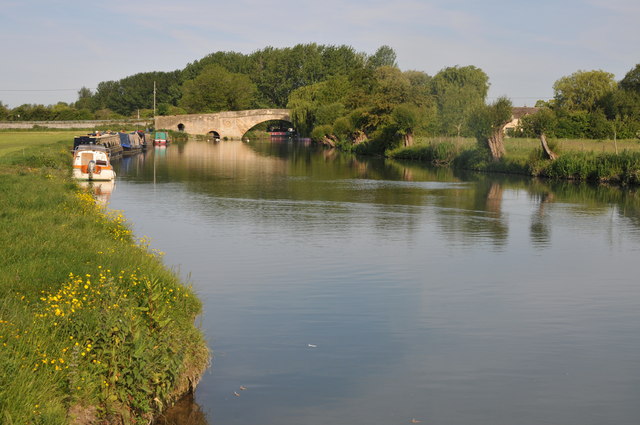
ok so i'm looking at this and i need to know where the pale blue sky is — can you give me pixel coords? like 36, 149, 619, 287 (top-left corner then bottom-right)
1, 0, 638, 107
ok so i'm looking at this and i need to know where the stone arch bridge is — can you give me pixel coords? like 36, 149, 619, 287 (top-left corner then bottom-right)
154, 109, 291, 140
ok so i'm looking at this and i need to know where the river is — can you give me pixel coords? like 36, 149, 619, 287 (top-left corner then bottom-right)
109, 139, 640, 425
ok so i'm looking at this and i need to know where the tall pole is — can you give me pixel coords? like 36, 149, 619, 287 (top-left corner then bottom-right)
153, 81, 157, 117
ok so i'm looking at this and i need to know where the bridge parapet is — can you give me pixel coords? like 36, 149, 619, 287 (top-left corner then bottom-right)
154, 109, 291, 139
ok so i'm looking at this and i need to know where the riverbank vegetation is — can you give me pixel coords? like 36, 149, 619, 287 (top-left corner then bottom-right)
389, 138, 640, 185
0, 138, 209, 424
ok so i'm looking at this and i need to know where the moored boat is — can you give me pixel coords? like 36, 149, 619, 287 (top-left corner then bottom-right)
153, 131, 170, 145
118, 132, 144, 155
72, 145, 116, 181
73, 133, 124, 158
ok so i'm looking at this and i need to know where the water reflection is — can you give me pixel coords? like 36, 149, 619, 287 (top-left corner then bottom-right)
76, 179, 115, 206
529, 188, 554, 248
111, 140, 640, 425
153, 393, 209, 425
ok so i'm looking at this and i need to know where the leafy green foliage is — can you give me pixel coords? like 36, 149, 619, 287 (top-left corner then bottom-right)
248, 44, 369, 107
288, 62, 434, 151
467, 97, 512, 160
179, 65, 257, 113
392, 104, 421, 135
310, 124, 334, 142
619, 64, 640, 93
469, 97, 512, 140
431, 65, 489, 136
367, 45, 398, 69
75, 87, 94, 111
523, 108, 557, 136
553, 70, 616, 112
91, 71, 182, 116
0, 102, 8, 121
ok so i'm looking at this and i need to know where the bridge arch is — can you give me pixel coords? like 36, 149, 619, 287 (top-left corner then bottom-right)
207, 130, 221, 141
154, 109, 291, 140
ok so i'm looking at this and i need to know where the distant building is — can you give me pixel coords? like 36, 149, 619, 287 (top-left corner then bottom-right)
504, 107, 539, 134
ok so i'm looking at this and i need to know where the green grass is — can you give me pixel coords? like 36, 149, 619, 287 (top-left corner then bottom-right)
411, 136, 640, 155
0, 130, 81, 157
0, 138, 209, 424
504, 137, 640, 159
391, 136, 640, 184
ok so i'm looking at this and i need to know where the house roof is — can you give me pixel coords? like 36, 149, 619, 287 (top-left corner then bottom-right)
512, 107, 539, 119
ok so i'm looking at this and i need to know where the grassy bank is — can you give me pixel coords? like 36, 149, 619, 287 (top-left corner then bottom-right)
389, 137, 640, 185
0, 136, 209, 424
0, 130, 83, 157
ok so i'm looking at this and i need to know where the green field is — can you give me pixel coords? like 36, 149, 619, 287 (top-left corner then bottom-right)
0, 130, 79, 156
415, 136, 640, 158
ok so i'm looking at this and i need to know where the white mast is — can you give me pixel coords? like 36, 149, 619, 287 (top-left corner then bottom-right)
153, 81, 157, 117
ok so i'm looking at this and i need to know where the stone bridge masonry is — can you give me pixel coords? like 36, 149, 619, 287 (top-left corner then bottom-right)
154, 109, 291, 140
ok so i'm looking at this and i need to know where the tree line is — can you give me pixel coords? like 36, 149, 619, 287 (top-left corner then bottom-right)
0, 44, 393, 121
1, 44, 638, 152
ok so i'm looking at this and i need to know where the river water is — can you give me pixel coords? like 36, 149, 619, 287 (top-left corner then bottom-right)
109, 140, 640, 425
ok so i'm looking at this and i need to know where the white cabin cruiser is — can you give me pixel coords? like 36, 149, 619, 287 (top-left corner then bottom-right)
72, 145, 116, 181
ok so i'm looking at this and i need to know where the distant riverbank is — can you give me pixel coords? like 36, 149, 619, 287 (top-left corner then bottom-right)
388, 136, 640, 185
0, 135, 209, 424
0, 119, 152, 130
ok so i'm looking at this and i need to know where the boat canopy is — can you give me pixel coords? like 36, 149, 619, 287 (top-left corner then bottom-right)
75, 144, 108, 152
118, 132, 131, 148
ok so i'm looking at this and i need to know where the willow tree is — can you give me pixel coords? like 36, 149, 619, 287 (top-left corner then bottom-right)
526, 108, 558, 160
468, 97, 513, 160
392, 103, 422, 147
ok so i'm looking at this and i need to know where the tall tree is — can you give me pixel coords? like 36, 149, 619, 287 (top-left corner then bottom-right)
179, 64, 256, 113
367, 45, 398, 69
75, 87, 93, 110
468, 97, 513, 160
181, 51, 251, 82
599, 89, 640, 121
320, 45, 367, 78
92, 80, 122, 114
403, 70, 433, 108
371, 66, 411, 110
0, 101, 8, 120
431, 65, 489, 136
91, 71, 182, 116
287, 76, 352, 135
619, 64, 640, 93
553, 70, 616, 112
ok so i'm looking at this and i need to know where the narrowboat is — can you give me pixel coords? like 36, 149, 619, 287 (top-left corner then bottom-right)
73, 133, 123, 158
153, 131, 170, 146
118, 132, 144, 155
